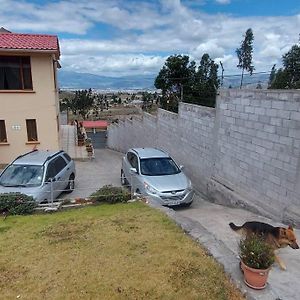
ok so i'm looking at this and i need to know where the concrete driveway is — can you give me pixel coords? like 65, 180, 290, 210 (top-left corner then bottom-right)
61, 148, 124, 200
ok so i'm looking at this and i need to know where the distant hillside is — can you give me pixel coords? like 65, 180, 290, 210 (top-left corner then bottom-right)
58, 70, 155, 90
58, 70, 269, 91
222, 73, 269, 88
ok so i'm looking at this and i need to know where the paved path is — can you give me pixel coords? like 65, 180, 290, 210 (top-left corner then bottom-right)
60, 125, 88, 160
60, 148, 123, 200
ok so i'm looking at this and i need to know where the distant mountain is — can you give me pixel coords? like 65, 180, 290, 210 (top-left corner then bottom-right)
222, 73, 269, 88
58, 70, 155, 90
58, 70, 269, 91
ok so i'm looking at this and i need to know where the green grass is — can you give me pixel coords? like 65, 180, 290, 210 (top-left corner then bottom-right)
0, 203, 244, 300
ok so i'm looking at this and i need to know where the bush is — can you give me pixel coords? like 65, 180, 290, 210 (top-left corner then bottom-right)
0, 193, 36, 215
239, 234, 275, 270
90, 185, 131, 204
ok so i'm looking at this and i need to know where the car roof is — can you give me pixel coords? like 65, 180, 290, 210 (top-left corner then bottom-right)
130, 148, 169, 159
13, 150, 62, 166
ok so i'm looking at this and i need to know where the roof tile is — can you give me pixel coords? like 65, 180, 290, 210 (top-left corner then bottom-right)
0, 33, 59, 54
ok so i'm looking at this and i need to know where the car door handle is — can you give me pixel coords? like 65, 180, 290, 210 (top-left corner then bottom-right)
67, 167, 70, 170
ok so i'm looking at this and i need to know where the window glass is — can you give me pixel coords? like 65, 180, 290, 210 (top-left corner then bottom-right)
131, 154, 139, 172
140, 158, 180, 176
127, 152, 133, 164
54, 156, 67, 173
26, 119, 38, 141
0, 164, 44, 187
63, 153, 71, 162
0, 120, 7, 143
0, 56, 32, 90
46, 161, 57, 180
22, 57, 33, 89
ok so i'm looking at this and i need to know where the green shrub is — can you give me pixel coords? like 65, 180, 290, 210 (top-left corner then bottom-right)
90, 185, 131, 204
239, 234, 275, 269
0, 193, 36, 215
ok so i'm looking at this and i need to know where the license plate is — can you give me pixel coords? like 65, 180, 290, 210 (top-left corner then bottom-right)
168, 200, 181, 205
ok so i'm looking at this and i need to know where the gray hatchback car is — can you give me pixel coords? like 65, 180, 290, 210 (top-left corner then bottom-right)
121, 148, 194, 206
0, 149, 76, 202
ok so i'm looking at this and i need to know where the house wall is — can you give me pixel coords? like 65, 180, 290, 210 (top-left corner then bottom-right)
0, 53, 60, 164
107, 89, 300, 225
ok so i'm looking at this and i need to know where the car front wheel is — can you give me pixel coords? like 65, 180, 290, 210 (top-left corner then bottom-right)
121, 169, 128, 186
66, 174, 75, 193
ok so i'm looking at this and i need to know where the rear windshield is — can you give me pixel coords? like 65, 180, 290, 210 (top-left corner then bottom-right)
140, 157, 180, 176
0, 164, 44, 187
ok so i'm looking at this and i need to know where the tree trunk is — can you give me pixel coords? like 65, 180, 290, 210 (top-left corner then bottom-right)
240, 68, 244, 89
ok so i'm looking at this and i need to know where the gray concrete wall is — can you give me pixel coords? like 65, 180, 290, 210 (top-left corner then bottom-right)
108, 89, 300, 225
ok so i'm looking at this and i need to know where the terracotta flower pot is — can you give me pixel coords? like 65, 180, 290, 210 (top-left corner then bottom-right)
241, 261, 270, 290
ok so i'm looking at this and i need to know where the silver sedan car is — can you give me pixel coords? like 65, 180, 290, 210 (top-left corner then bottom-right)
121, 148, 194, 206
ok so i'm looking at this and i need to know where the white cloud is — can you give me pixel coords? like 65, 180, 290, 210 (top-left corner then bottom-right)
216, 0, 231, 4
1, 0, 299, 76
61, 53, 166, 77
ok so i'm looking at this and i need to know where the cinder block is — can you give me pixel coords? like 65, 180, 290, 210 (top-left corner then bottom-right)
270, 117, 282, 126
265, 109, 277, 117
260, 100, 272, 108
249, 114, 259, 121
291, 111, 300, 120
289, 129, 300, 139
245, 106, 255, 113
259, 115, 271, 124
272, 100, 285, 110
254, 107, 266, 115
264, 124, 276, 133
276, 127, 289, 137
276, 110, 290, 119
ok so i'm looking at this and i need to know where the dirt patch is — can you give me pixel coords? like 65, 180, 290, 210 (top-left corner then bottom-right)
0, 264, 28, 287
39, 222, 91, 243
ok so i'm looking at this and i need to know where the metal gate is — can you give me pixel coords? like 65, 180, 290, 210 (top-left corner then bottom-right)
86, 131, 107, 149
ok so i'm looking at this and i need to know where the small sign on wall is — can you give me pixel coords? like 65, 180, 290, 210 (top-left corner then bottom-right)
12, 125, 21, 131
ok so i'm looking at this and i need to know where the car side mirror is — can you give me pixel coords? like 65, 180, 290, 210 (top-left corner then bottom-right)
130, 167, 137, 174
46, 177, 55, 183
179, 165, 184, 170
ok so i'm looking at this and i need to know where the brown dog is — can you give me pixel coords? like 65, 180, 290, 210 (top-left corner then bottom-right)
229, 221, 299, 270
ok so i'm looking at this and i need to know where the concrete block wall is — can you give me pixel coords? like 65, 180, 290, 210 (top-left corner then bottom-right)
213, 90, 300, 220
107, 89, 300, 224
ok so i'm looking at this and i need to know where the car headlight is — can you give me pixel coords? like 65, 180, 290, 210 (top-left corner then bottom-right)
144, 182, 158, 194
187, 179, 193, 191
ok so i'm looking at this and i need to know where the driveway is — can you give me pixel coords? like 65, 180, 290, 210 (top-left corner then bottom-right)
61, 148, 123, 200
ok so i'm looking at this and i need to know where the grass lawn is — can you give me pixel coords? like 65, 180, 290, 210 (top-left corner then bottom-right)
0, 202, 244, 300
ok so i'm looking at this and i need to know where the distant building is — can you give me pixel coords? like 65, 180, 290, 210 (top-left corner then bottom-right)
0, 29, 61, 164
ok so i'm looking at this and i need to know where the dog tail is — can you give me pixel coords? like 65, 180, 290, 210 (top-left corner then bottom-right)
229, 222, 242, 231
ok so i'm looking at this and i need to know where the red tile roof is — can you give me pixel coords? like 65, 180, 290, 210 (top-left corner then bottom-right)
0, 33, 60, 56
82, 121, 108, 129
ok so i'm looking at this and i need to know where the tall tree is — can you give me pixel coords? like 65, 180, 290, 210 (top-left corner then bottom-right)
270, 44, 300, 89
268, 64, 276, 88
154, 55, 196, 112
189, 53, 219, 107
236, 28, 255, 88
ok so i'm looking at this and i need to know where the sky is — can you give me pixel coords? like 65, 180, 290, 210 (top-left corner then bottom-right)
1, 0, 300, 78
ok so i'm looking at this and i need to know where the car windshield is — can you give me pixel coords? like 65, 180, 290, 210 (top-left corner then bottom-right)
140, 157, 180, 176
0, 164, 44, 187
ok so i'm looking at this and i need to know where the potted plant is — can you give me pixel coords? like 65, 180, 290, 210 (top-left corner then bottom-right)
239, 234, 275, 289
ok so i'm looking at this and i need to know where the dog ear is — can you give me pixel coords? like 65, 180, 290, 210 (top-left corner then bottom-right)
280, 228, 287, 236
288, 225, 294, 231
